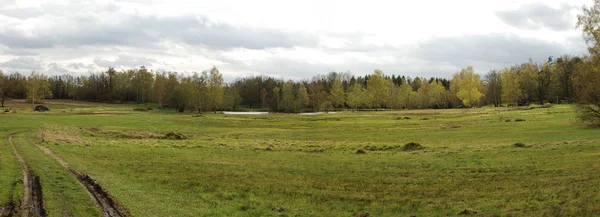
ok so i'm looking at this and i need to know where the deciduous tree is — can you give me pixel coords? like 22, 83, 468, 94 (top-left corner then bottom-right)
451, 66, 484, 107
26, 71, 52, 107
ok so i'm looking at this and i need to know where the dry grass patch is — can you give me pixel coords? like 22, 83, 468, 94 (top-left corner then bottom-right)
39, 126, 84, 144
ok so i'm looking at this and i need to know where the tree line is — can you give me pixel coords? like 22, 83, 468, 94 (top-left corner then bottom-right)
0, 54, 594, 113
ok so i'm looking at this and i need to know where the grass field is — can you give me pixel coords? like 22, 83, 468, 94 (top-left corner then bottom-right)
1, 99, 599, 216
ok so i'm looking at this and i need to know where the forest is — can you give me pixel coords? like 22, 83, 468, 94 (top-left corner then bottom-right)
0, 55, 597, 114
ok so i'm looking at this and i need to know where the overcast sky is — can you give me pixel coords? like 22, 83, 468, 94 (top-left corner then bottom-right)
0, 0, 591, 80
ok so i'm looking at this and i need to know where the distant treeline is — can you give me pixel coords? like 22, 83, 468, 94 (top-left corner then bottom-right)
0, 54, 597, 113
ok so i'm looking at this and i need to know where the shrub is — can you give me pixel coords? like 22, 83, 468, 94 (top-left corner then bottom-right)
576, 104, 600, 127
515, 119, 526, 122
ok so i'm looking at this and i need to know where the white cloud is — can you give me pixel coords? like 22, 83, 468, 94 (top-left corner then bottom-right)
0, 0, 592, 80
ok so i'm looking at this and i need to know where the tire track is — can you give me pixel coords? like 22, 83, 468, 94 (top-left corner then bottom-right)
27, 138, 130, 217
8, 134, 46, 217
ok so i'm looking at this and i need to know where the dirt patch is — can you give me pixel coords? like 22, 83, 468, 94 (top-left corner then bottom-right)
28, 138, 130, 217
8, 134, 47, 217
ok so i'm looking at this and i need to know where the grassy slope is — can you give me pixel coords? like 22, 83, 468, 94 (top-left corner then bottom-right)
1, 101, 599, 216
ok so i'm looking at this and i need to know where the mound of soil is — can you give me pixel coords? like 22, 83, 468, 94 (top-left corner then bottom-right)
164, 132, 187, 140
513, 142, 526, 148
403, 142, 424, 151
356, 148, 367, 154
34, 105, 50, 112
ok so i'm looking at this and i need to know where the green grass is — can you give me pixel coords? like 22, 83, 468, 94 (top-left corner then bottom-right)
1, 100, 599, 216
11, 133, 102, 217
0, 132, 23, 215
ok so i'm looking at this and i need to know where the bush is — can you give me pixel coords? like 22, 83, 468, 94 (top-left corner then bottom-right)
403, 142, 423, 151
515, 119, 526, 122
576, 104, 600, 127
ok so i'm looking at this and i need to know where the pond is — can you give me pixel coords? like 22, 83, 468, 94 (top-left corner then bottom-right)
222, 111, 269, 115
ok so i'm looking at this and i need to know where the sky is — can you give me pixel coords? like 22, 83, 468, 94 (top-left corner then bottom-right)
0, 0, 592, 81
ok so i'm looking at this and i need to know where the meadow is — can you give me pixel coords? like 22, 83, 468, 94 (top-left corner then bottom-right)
1, 100, 599, 216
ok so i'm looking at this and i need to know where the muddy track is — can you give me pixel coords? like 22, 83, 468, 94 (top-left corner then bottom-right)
0, 201, 15, 217
27, 138, 130, 217
8, 134, 47, 217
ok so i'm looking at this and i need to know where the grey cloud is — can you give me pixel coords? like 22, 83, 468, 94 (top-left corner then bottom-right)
219, 34, 587, 80
0, 4, 317, 50
93, 55, 157, 68
414, 34, 586, 67
220, 55, 459, 80
495, 3, 576, 31
68, 63, 86, 70
0, 57, 43, 70
47, 63, 69, 74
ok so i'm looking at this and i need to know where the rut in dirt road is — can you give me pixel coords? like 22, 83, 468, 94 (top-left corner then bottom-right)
27, 138, 130, 217
8, 134, 47, 217
0, 201, 15, 217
